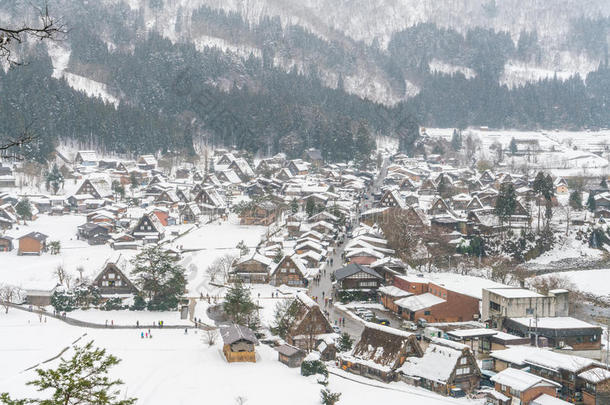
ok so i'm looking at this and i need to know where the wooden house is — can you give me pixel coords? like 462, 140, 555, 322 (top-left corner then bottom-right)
578, 367, 610, 405
179, 202, 201, 224
229, 252, 272, 284
18, 232, 47, 255
75, 178, 112, 199
93, 255, 138, 295
137, 155, 157, 171
270, 254, 308, 287
74, 150, 98, 167
239, 201, 278, 225
491, 368, 560, 405
379, 189, 406, 209
194, 186, 226, 215
334, 263, 384, 291
399, 338, 481, 395
276, 344, 306, 368
131, 213, 165, 241
339, 323, 423, 382
283, 293, 334, 351
220, 324, 258, 363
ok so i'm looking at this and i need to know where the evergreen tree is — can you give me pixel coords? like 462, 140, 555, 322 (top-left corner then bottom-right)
601, 178, 608, 189
305, 196, 316, 217
45, 164, 64, 195
223, 280, 257, 326
0, 341, 136, 405
290, 198, 299, 214
450, 129, 462, 151
494, 182, 517, 235
111, 180, 125, 200
337, 333, 354, 352
509, 138, 518, 155
130, 246, 187, 311
532, 172, 546, 232
15, 198, 33, 224
569, 191, 582, 210
587, 193, 597, 212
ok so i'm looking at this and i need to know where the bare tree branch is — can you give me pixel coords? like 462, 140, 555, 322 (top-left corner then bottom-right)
0, 2, 67, 65
0, 124, 37, 160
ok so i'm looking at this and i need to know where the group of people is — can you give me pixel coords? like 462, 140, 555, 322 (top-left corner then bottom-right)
140, 329, 153, 339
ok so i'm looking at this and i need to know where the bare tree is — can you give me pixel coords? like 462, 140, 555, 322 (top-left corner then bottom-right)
206, 254, 236, 284
203, 329, 218, 347
0, 3, 66, 65
54, 265, 72, 288
235, 396, 247, 405
0, 284, 25, 313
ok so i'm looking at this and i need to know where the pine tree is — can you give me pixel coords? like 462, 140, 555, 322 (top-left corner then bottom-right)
587, 193, 597, 212
15, 198, 32, 224
223, 280, 257, 325
130, 246, 187, 311
509, 138, 518, 155
450, 129, 462, 151
532, 172, 546, 232
494, 182, 517, 236
45, 164, 64, 195
305, 196, 316, 217
337, 333, 353, 352
0, 341, 136, 405
601, 178, 608, 189
290, 198, 299, 214
569, 191, 582, 210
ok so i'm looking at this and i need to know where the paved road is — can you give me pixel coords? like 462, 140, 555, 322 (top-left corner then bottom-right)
307, 158, 392, 339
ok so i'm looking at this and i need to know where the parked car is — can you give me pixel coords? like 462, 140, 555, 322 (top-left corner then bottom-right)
417, 318, 428, 328
332, 325, 341, 334
401, 321, 418, 331
375, 318, 390, 326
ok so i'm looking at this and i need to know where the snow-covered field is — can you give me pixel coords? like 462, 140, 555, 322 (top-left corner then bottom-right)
427, 127, 610, 176
0, 214, 266, 297
534, 269, 610, 298
0, 310, 482, 405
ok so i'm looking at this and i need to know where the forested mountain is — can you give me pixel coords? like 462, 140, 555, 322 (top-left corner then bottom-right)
0, 0, 608, 162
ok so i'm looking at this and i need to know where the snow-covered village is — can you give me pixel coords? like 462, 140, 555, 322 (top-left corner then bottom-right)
2, 1, 610, 405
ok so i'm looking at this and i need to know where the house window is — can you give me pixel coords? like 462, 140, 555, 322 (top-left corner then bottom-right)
424, 311, 431, 316
359, 281, 377, 287
489, 301, 501, 312
460, 357, 467, 365
108, 272, 115, 280
526, 308, 534, 315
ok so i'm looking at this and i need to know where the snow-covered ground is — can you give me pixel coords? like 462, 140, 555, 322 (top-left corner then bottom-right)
427, 127, 610, 176
0, 215, 131, 291
0, 310, 483, 405
429, 59, 476, 79
534, 269, 610, 298
47, 42, 120, 107
66, 309, 192, 326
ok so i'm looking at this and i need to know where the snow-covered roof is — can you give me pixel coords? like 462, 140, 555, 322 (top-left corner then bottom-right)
509, 317, 599, 330
578, 367, 610, 384
446, 328, 498, 339
377, 286, 412, 298
531, 394, 571, 405
490, 367, 560, 392
394, 293, 445, 312
485, 287, 544, 299
399, 339, 467, 383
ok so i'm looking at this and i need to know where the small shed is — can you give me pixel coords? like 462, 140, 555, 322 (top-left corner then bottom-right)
220, 325, 258, 363
276, 344, 306, 368
0, 235, 13, 252
18, 232, 48, 255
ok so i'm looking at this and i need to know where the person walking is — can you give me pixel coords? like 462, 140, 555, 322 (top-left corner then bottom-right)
136, 320, 139, 327
141, 331, 144, 339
